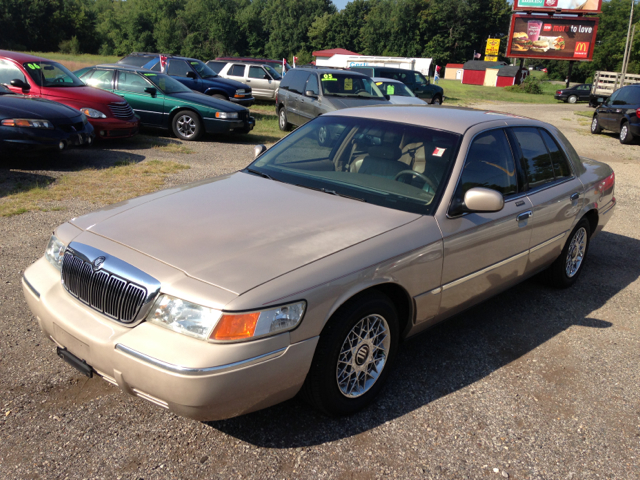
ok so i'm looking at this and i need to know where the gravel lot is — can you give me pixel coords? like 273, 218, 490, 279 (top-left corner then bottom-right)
1, 103, 638, 479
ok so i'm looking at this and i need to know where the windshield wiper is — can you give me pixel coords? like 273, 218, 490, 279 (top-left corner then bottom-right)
246, 167, 273, 180
296, 184, 365, 202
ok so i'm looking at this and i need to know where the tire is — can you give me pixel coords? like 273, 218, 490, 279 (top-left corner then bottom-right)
301, 291, 399, 416
278, 107, 291, 132
568, 95, 578, 104
171, 110, 202, 141
431, 95, 442, 105
544, 218, 591, 288
591, 116, 602, 134
619, 121, 634, 144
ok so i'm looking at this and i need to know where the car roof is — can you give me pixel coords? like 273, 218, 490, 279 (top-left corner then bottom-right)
215, 57, 283, 64
0, 50, 59, 63
94, 63, 148, 72
124, 52, 200, 62
327, 105, 535, 135
295, 67, 368, 77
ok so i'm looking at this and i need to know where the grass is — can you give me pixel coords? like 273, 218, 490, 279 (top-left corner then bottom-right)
231, 101, 285, 145
0, 160, 189, 217
574, 110, 593, 118
21, 52, 121, 71
440, 78, 560, 106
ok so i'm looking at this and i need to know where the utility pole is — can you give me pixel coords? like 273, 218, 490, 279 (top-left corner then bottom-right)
620, 0, 635, 89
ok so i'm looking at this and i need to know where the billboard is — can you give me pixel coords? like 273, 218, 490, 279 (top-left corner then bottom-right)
514, 0, 602, 14
507, 15, 598, 61
485, 39, 501, 57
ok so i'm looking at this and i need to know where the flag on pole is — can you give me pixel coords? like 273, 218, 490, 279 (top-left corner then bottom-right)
293, 56, 298, 68
283, 58, 286, 73
474, 52, 481, 59
159, 55, 168, 73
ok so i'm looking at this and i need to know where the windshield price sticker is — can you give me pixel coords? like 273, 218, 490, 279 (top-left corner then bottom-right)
344, 78, 353, 90
432, 147, 446, 157
387, 85, 395, 95
143, 73, 157, 76
322, 73, 337, 81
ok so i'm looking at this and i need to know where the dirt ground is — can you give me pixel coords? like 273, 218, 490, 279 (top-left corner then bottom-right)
0, 102, 638, 479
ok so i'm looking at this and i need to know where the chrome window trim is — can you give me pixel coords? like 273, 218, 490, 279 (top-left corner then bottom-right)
115, 344, 287, 376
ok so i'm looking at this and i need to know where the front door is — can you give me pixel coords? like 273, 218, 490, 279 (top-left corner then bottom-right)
0, 59, 35, 95
298, 73, 321, 123
247, 65, 274, 100
115, 71, 164, 126
167, 59, 199, 91
438, 128, 533, 318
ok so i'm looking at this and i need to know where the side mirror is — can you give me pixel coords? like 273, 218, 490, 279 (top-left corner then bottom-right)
305, 90, 318, 98
144, 87, 157, 96
464, 187, 504, 213
10, 79, 30, 90
186, 71, 197, 79
253, 144, 267, 159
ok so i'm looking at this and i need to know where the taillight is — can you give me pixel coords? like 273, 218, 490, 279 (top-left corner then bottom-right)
636, 107, 639, 118
556, 90, 562, 94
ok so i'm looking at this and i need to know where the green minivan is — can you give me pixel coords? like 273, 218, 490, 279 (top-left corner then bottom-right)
75, 64, 254, 140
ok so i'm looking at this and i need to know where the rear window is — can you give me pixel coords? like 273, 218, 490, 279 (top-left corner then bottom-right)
350, 67, 374, 77
621, 87, 640, 105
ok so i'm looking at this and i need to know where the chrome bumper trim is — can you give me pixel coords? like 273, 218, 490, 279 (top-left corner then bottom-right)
442, 250, 529, 291
23, 276, 40, 298
115, 344, 287, 376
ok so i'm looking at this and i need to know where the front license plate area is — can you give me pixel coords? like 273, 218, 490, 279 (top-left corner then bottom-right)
57, 347, 93, 378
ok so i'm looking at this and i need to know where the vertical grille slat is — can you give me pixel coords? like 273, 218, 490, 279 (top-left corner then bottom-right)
60, 251, 148, 324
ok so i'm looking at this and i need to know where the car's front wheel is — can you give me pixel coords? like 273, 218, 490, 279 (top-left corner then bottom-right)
591, 116, 602, 134
431, 95, 442, 105
302, 291, 399, 416
544, 218, 590, 288
619, 121, 634, 144
278, 107, 291, 132
172, 110, 202, 141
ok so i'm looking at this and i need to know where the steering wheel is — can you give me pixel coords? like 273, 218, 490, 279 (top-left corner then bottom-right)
394, 170, 437, 193
52, 77, 66, 84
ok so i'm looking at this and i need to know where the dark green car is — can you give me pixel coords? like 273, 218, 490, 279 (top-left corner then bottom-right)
75, 64, 254, 140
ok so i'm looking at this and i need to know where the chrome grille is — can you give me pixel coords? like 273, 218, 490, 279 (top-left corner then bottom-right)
62, 252, 147, 324
108, 102, 135, 119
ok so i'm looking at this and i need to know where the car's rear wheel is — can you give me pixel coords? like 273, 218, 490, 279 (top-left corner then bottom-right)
568, 95, 578, 104
591, 116, 602, 134
544, 218, 590, 288
172, 110, 202, 141
431, 95, 442, 105
278, 107, 291, 132
619, 121, 634, 144
301, 291, 399, 416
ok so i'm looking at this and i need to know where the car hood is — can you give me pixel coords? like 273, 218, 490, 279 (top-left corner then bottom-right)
73, 172, 419, 295
203, 76, 249, 90
0, 95, 81, 119
170, 91, 247, 112
323, 96, 390, 109
41, 85, 125, 104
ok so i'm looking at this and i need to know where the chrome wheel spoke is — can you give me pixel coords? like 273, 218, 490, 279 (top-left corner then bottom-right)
336, 314, 391, 398
565, 227, 587, 278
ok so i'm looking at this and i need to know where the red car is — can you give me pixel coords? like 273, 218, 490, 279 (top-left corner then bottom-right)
0, 50, 139, 139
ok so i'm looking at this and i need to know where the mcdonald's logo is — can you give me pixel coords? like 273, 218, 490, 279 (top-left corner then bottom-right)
573, 42, 589, 58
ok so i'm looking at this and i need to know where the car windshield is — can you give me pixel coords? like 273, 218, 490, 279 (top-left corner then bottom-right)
320, 74, 385, 98
264, 64, 282, 80
189, 60, 218, 78
248, 116, 460, 215
23, 61, 85, 87
141, 72, 193, 94
0, 85, 13, 95
376, 81, 415, 97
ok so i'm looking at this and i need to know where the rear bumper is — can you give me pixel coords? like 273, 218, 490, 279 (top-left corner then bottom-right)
23, 257, 317, 421
203, 115, 255, 134
89, 117, 140, 139
628, 119, 640, 137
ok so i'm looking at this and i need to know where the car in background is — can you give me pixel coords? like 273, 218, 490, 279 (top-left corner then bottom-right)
209, 57, 291, 76
211, 61, 281, 101
350, 66, 443, 105
0, 84, 94, 151
75, 65, 254, 140
0, 50, 138, 139
555, 84, 592, 104
372, 77, 427, 105
591, 84, 640, 144
276, 68, 390, 135
117, 53, 254, 107
23, 106, 615, 421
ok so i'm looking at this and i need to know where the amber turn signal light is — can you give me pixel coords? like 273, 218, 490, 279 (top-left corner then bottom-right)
210, 312, 260, 341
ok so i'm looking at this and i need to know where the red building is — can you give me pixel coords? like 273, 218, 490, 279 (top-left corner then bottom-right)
496, 66, 527, 87
312, 48, 361, 59
462, 60, 508, 85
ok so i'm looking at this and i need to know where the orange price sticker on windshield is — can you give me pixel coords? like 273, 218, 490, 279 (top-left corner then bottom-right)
573, 42, 589, 58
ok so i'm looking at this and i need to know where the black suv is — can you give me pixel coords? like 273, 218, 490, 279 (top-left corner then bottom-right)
591, 84, 640, 144
118, 53, 255, 107
276, 68, 390, 133
349, 66, 443, 104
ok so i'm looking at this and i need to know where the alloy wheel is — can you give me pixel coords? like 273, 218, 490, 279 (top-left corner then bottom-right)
565, 227, 587, 278
176, 115, 197, 139
620, 125, 628, 141
336, 314, 390, 398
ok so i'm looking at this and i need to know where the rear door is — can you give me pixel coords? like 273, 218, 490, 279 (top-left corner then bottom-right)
115, 71, 164, 126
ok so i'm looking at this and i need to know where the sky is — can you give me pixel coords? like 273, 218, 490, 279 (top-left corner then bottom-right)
332, 0, 349, 10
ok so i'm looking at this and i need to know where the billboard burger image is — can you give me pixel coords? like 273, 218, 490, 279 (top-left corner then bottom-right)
507, 15, 598, 61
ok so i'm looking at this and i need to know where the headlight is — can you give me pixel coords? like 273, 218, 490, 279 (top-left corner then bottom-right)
235, 89, 246, 94
79, 107, 107, 119
215, 111, 239, 119
45, 235, 66, 270
147, 295, 305, 342
1, 118, 53, 129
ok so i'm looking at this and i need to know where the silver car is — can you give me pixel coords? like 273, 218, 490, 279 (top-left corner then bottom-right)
372, 77, 428, 105
213, 61, 282, 101
23, 106, 616, 421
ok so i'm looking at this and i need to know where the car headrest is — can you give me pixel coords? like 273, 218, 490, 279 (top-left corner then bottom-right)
367, 145, 402, 161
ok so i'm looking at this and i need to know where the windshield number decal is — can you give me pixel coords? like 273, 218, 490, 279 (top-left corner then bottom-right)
322, 73, 337, 81
27, 63, 41, 70
143, 73, 157, 76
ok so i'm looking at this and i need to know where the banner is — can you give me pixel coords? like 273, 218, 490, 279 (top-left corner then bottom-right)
507, 15, 598, 61
514, 0, 602, 14
485, 39, 501, 57
484, 55, 498, 62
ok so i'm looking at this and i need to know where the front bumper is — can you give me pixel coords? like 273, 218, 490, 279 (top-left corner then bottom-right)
0, 123, 95, 151
203, 115, 255, 135
89, 117, 140, 139
23, 257, 317, 421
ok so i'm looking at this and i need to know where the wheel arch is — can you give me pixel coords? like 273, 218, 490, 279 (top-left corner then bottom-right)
168, 106, 204, 126
583, 208, 599, 236
204, 88, 229, 99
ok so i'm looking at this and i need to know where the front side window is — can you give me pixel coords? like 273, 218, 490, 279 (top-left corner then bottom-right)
141, 72, 192, 94
83, 69, 114, 90
117, 71, 152, 94
320, 73, 384, 98
453, 129, 518, 207
305, 74, 319, 95
288, 71, 310, 94
263, 64, 281, 80
189, 60, 217, 78
249, 116, 461, 215
167, 59, 191, 78
206, 61, 226, 73
376, 81, 414, 97
228, 64, 246, 77
511, 127, 555, 188
0, 59, 26, 85
248, 66, 266, 79
23, 61, 84, 87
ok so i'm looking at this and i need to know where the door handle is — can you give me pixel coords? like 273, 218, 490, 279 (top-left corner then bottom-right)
246, 80, 251, 82
517, 211, 532, 222
570, 192, 579, 201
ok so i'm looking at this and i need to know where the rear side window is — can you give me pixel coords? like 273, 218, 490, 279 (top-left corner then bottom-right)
0, 59, 26, 85
454, 129, 518, 202
83, 69, 114, 90
511, 127, 555, 188
228, 64, 246, 77
117, 71, 151, 94
167, 59, 191, 77
539, 129, 572, 178
206, 61, 226, 73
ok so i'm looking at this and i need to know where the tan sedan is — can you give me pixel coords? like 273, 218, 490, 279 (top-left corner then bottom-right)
23, 106, 616, 420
